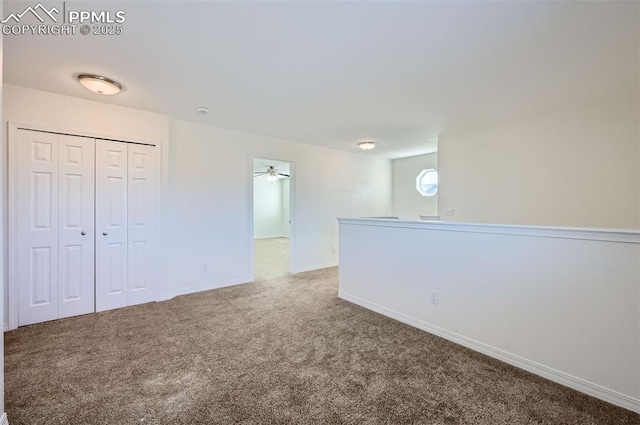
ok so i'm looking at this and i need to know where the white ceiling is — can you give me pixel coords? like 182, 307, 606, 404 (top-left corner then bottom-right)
4, 1, 638, 159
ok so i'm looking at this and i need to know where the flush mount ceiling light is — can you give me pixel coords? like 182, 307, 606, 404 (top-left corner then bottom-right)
76, 74, 122, 95
358, 139, 376, 150
196, 106, 210, 115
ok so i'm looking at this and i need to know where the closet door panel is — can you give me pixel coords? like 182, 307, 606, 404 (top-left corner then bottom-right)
16, 130, 59, 326
58, 135, 95, 319
95, 140, 128, 312
128, 144, 157, 305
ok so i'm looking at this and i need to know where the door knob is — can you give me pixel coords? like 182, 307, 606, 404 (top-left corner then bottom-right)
81, 231, 86, 236
102, 232, 108, 236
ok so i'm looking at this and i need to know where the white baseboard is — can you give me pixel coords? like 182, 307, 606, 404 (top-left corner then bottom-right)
292, 261, 338, 274
1, 412, 8, 425
172, 276, 252, 297
338, 291, 640, 414
156, 292, 173, 302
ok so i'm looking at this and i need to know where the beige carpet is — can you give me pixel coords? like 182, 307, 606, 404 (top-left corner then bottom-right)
254, 237, 290, 280
5, 267, 639, 425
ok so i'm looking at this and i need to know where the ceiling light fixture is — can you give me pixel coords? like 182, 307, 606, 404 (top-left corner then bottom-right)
76, 74, 122, 95
196, 106, 209, 115
358, 139, 376, 150
266, 167, 279, 182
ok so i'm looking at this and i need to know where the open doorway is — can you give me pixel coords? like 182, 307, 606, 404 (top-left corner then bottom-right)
252, 158, 292, 280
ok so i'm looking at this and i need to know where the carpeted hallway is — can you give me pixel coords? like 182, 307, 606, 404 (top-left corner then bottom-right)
5, 267, 639, 425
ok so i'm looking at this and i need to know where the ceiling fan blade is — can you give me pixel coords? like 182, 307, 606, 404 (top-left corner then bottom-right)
277, 173, 290, 178
253, 172, 268, 177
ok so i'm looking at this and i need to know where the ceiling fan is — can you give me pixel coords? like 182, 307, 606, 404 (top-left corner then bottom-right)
254, 166, 290, 182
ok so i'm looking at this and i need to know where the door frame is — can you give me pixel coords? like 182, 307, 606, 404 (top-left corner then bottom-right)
7, 121, 162, 330
248, 156, 296, 281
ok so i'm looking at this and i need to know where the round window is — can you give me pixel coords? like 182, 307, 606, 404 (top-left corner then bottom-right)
416, 169, 438, 196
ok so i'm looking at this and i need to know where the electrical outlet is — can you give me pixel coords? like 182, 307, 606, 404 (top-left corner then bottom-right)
445, 208, 454, 216
430, 291, 440, 305
202, 263, 208, 272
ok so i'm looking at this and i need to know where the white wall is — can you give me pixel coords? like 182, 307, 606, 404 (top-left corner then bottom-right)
338, 218, 640, 413
3, 85, 170, 144
392, 152, 438, 220
438, 99, 640, 228
253, 177, 286, 239
282, 178, 290, 237
168, 118, 392, 295
2, 84, 171, 324
2, 85, 392, 324
0, 2, 6, 419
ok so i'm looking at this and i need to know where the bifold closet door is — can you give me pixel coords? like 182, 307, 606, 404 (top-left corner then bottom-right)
57, 135, 96, 319
17, 130, 59, 325
127, 144, 157, 306
95, 140, 157, 311
95, 140, 129, 312
17, 130, 95, 326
